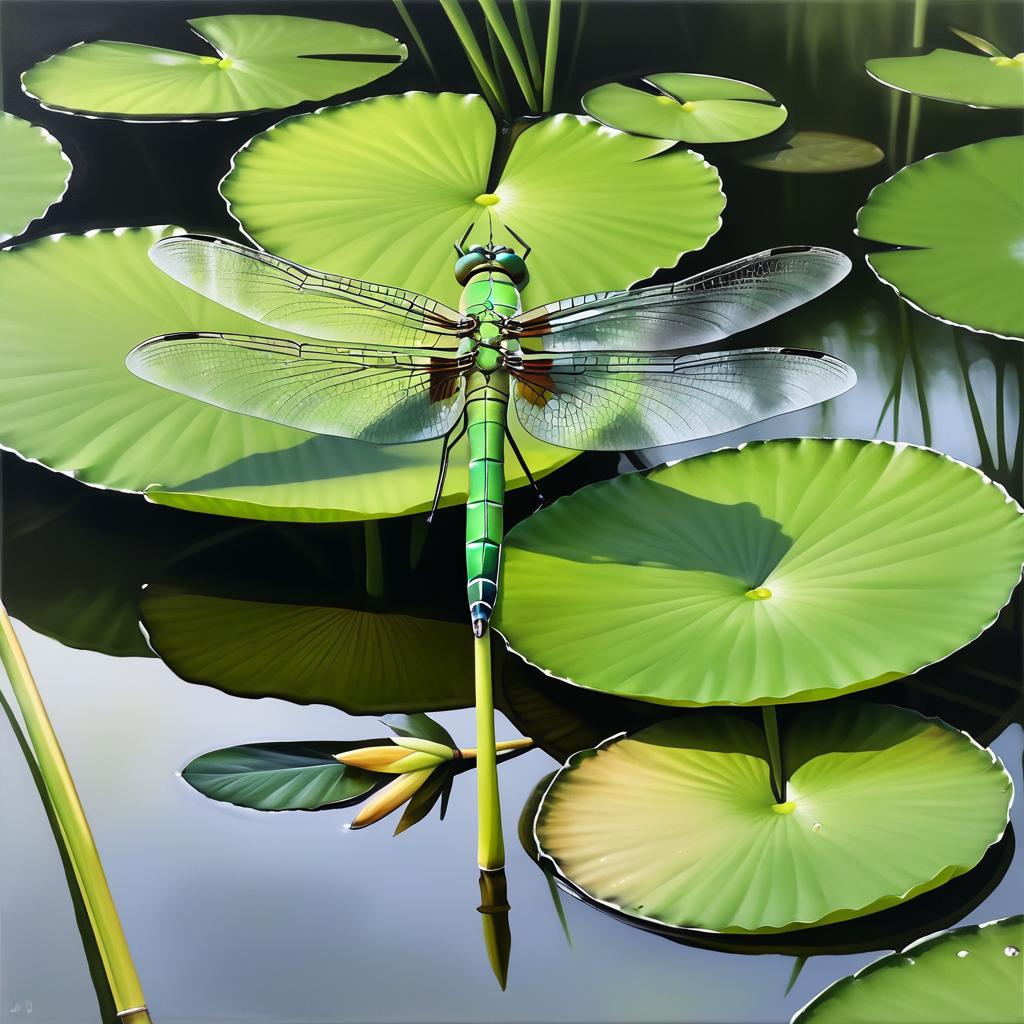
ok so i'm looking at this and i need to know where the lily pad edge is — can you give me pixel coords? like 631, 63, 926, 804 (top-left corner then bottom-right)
494, 436, 1024, 707
532, 706, 1014, 934
0, 115, 73, 244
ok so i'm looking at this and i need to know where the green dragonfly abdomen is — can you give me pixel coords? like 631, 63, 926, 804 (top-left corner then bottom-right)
460, 270, 521, 636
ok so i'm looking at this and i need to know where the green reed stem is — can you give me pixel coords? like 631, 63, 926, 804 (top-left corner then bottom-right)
478, 0, 539, 110
439, 0, 509, 116
905, 0, 928, 164
565, 0, 589, 90
0, 607, 151, 1023
364, 520, 384, 597
955, 333, 995, 470
762, 705, 786, 803
542, 0, 562, 111
392, 0, 439, 82
475, 633, 504, 871
513, 0, 543, 91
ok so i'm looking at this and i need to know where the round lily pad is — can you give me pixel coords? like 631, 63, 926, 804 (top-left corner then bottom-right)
495, 439, 1024, 706
21, 15, 406, 120
857, 136, 1024, 340
222, 92, 724, 307
793, 916, 1024, 1022
534, 703, 1013, 934
866, 49, 1024, 108
0, 227, 570, 521
141, 586, 474, 714
582, 73, 787, 143
0, 113, 71, 242
743, 131, 884, 173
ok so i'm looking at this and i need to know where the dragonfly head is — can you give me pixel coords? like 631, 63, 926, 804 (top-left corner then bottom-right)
454, 244, 529, 287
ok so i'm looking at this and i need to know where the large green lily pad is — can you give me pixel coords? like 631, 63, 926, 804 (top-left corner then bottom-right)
0, 227, 570, 521
495, 439, 1024, 706
181, 741, 378, 811
141, 586, 474, 713
534, 703, 1012, 934
742, 131, 884, 173
793, 916, 1024, 1022
857, 136, 1024, 341
582, 73, 787, 143
22, 15, 406, 119
0, 114, 71, 242
222, 92, 724, 307
866, 48, 1024, 108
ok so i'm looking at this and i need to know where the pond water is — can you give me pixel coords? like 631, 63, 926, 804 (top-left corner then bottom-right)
1, 1, 1022, 1022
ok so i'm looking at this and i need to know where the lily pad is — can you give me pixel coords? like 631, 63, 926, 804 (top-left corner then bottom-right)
0, 114, 71, 242
495, 439, 1024, 706
222, 92, 725, 307
141, 586, 474, 713
21, 15, 406, 120
742, 131, 884, 173
857, 136, 1024, 340
0, 227, 570, 521
582, 73, 787, 143
793, 916, 1024, 1022
181, 740, 378, 811
534, 703, 1012, 934
866, 48, 1024, 108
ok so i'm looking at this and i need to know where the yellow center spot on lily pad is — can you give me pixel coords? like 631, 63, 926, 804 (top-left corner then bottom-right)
771, 801, 796, 815
198, 55, 233, 69
746, 586, 772, 600
989, 54, 1023, 67
680, 100, 698, 112
475, 192, 501, 206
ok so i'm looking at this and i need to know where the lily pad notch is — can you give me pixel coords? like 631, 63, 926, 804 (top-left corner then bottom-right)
21, 14, 408, 120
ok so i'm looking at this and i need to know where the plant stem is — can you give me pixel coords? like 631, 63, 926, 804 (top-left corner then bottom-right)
905, 0, 928, 164
762, 705, 785, 803
478, 0, 539, 110
392, 0, 440, 82
364, 520, 384, 598
565, 0, 589, 91
460, 737, 534, 758
474, 633, 504, 871
439, 0, 510, 116
955, 333, 995, 470
512, 0, 543, 92
541, 0, 562, 112
0, 607, 151, 1022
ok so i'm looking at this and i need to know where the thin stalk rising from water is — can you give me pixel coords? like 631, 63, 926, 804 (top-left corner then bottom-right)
478, 0, 539, 110
439, 0, 509, 116
762, 705, 786, 803
512, 0, 543, 92
542, 0, 562, 112
392, 0, 440, 82
0, 607, 151, 1023
475, 633, 504, 870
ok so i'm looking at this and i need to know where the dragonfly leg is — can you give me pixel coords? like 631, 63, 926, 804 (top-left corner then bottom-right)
503, 222, 532, 260
427, 416, 468, 523
504, 424, 545, 508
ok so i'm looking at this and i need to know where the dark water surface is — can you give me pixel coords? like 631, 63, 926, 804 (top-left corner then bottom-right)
1, 1, 1022, 1021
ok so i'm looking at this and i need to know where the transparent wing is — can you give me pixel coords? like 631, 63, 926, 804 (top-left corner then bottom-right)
510, 247, 851, 352
127, 331, 471, 443
150, 234, 472, 348
507, 347, 856, 450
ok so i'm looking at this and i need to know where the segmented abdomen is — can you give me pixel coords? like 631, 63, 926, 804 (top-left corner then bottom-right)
465, 369, 508, 636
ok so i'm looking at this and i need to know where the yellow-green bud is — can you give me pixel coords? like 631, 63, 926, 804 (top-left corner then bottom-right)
348, 768, 434, 829
393, 736, 455, 760
336, 743, 447, 774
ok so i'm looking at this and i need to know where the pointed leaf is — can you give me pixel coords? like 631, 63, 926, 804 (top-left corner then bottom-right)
181, 740, 379, 811
382, 713, 456, 748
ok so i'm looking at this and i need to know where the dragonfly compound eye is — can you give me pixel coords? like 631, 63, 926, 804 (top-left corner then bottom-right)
496, 251, 528, 286
455, 251, 489, 285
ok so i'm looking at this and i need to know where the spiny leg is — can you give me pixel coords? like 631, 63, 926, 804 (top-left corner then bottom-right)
504, 424, 546, 508
426, 415, 468, 524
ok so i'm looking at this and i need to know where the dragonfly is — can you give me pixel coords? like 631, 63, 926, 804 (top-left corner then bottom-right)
127, 233, 856, 640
